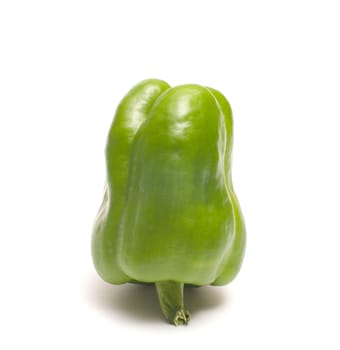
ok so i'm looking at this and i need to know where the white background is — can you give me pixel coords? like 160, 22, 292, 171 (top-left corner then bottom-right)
1, 0, 339, 348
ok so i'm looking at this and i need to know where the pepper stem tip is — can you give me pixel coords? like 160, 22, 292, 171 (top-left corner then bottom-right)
155, 281, 191, 326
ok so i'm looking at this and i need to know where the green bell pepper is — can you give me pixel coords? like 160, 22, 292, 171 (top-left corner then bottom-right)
92, 79, 246, 325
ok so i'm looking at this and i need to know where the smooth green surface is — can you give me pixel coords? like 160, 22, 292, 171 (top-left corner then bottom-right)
92, 79, 246, 324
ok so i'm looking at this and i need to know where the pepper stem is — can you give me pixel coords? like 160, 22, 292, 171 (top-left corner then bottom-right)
155, 281, 191, 326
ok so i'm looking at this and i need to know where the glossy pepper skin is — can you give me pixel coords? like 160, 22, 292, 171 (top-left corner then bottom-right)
92, 79, 246, 325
